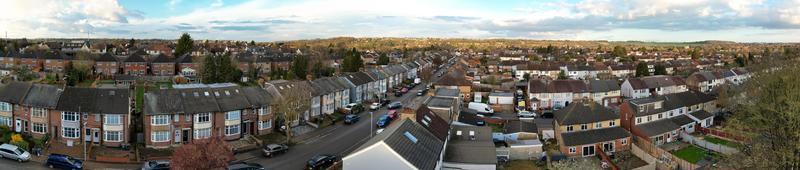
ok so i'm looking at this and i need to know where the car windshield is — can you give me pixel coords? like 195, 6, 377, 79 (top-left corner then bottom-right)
15, 148, 24, 154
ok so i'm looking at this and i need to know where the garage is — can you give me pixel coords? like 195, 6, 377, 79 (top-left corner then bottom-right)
488, 92, 514, 105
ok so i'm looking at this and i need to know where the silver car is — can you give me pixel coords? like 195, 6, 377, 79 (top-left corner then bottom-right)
0, 144, 30, 162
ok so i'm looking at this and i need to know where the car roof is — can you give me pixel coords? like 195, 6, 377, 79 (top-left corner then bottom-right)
0, 144, 18, 150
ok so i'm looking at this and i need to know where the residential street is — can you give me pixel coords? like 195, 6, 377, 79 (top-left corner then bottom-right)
237, 68, 449, 170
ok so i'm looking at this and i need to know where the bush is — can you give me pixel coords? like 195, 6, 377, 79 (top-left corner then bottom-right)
9, 134, 29, 150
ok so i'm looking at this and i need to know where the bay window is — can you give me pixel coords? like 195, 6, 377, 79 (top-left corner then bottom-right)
195, 113, 211, 123
151, 131, 169, 142
225, 111, 241, 121
104, 131, 122, 142
63, 127, 80, 138
194, 128, 211, 139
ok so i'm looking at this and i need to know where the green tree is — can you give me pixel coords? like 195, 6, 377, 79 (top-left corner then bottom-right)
377, 53, 390, 65
201, 54, 241, 83
292, 55, 309, 80
174, 33, 193, 57
311, 60, 333, 78
612, 46, 627, 57
558, 70, 568, 80
735, 56, 746, 67
479, 56, 488, 65
249, 40, 256, 46
342, 48, 363, 72
635, 63, 650, 77
690, 48, 701, 60
653, 64, 667, 75
723, 61, 800, 169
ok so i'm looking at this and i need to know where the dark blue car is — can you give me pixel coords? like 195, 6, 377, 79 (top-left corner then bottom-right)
344, 114, 360, 124
376, 115, 392, 128
45, 154, 83, 170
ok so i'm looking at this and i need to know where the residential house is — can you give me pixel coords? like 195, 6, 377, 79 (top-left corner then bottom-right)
619, 90, 717, 145
686, 71, 724, 93
609, 64, 635, 78
343, 119, 445, 170
150, 54, 175, 76
587, 80, 621, 107
554, 101, 631, 157
18, 83, 63, 139
123, 51, 148, 76
95, 53, 120, 77
55, 87, 131, 147
340, 72, 373, 103
0, 82, 33, 129
527, 79, 590, 110
42, 51, 72, 73
621, 75, 687, 99
176, 54, 198, 77
442, 125, 496, 170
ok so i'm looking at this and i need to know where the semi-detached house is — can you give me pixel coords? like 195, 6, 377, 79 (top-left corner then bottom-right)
55, 87, 132, 147
620, 90, 717, 145
554, 101, 631, 157
621, 75, 687, 99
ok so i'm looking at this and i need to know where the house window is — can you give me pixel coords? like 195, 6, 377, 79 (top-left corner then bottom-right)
566, 126, 574, 132
194, 128, 211, 139
151, 131, 170, 142
621, 138, 628, 145
62, 127, 80, 138
638, 106, 644, 112
225, 111, 241, 121
104, 131, 122, 142
580, 124, 588, 130
151, 115, 170, 125
225, 125, 240, 136
595, 122, 602, 128
196, 113, 211, 123
647, 115, 652, 121
636, 117, 642, 124
62, 112, 80, 122
32, 123, 46, 134
104, 115, 121, 125
569, 147, 576, 153
0, 116, 10, 127
186, 115, 192, 122
0, 102, 10, 112
609, 121, 616, 127
658, 113, 663, 119
31, 108, 46, 117
259, 107, 270, 115
669, 111, 674, 117
174, 114, 179, 122
259, 120, 272, 130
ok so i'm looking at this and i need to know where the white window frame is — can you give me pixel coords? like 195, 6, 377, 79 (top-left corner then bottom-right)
258, 107, 270, 116
258, 120, 272, 130
194, 128, 211, 139
62, 112, 80, 122
195, 113, 211, 123
31, 108, 46, 117
62, 127, 80, 139
225, 111, 241, 121
566, 126, 574, 132
104, 131, 122, 142
104, 115, 122, 126
621, 138, 628, 145
609, 121, 616, 127
151, 115, 170, 125
32, 123, 46, 134
0, 102, 11, 112
151, 131, 170, 142
225, 125, 240, 136
595, 122, 602, 128
580, 124, 588, 130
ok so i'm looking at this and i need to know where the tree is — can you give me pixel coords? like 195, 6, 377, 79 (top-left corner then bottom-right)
690, 48, 701, 60
419, 67, 434, 83
200, 54, 241, 83
12, 66, 37, 82
311, 60, 334, 78
128, 38, 135, 48
722, 61, 800, 169
558, 70, 568, 80
479, 56, 488, 66
273, 84, 311, 143
635, 63, 650, 77
377, 53, 390, 65
174, 33, 193, 57
171, 137, 234, 169
611, 46, 627, 58
342, 48, 364, 72
735, 56, 747, 67
249, 40, 256, 46
292, 55, 309, 80
653, 64, 667, 75
522, 73, 531, 81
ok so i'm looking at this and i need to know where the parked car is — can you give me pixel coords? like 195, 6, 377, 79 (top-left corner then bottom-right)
517, 111, 537, 118
387, 110, 398, 119
344, 114, 360, 124
387, 102, 403, 110
306, 154, 339, 170
468, 102, 494, 115
376, 115, 392, 128
262, 144, 289, 158
416, 89, 427, 96
343, 103, 364, 114
46, 154, 83, 170
401, 87, 409, 93
394, 90, 404, 97
369, 102, 383, 110
228, 162, 266, 170
0, 144, 30, 162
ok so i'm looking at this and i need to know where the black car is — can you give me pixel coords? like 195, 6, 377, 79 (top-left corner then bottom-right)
387, 102, 403, 110
228, 162, 266, 170
306, 154, 339, 170
262, 144, 289, 157
344, 114, 360, 124
46, 154, 83, 170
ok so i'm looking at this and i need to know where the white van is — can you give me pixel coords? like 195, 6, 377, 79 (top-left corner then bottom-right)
468, 102, 494, 115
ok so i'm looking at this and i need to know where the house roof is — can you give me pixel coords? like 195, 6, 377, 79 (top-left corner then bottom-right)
547, 80, 589, 93
177, 54, 193, 63
589, 80, 620, 93
457, 109, 484, 126
125, 50, 148, 63
151, 53, 174, 63
212, 87, 251, 111
56, 87, 130, 114
689, 71, 722, 82
627, 75, 686, 90
179, 88, 222, 113
144, 89, 185, 115
0, 82, 32, 104
560, 127, 630, 146
489, 92, 514, 97
95, 53, 118, 62
425, 96, 455, 109
689, 110, 714, 120
627, 90, 716, 117
94, 88, 131, 114
434, 88, 459, 98
21, 84, 63, 108
144, 86, 274, 115
445, 125, 496, 165
353, 119, 444, 170
415, 105, 450, 141
636, 118, 681, 137
504, 120, 537, 134
670, 114, 695, 126
341, 72, 371, 86
554, 102, 619, 125
241, 86, 273, 107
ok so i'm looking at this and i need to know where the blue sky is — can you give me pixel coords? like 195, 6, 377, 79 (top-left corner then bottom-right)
1, 0, 800, 42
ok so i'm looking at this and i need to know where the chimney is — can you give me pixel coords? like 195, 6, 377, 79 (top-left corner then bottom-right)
456, 130, 462, 140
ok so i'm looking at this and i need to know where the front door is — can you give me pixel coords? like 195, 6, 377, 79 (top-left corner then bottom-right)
14, 119, 21, 132
182, 129, 189, 143
93, 129, 100, 143
85, 128, 92, 142
582, 146, 595, 157
242, 122, 249, 135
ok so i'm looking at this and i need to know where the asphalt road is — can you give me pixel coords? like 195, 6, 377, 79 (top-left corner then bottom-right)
240, 66, 450, 170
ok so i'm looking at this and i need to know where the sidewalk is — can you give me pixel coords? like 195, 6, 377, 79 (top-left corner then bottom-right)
234, 119, 346, 162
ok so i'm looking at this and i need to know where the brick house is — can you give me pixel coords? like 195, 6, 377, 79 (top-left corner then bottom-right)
19, 51, 44, 70
42, 51, 72, 73
54, 87, 132, 147
150, 54, 175, 76
123, 51, 148, 76
18, 83, 64, 139
176, 54, 198, 77
95, 53, 120, 77
621, 75, 687, 99
619, 90, 716, 146
143, 86, 275, 148
554, 101, 631, 157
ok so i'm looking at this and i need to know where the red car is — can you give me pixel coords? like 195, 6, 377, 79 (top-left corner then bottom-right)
387, 110, 398, 119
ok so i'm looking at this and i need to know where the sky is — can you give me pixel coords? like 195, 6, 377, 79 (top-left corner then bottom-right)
1, 0, 800, 42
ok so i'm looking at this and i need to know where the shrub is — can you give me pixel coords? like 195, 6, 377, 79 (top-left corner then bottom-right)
10, 134, 29, 150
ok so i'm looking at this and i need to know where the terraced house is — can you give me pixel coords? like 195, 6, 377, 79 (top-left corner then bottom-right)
143, 86, 274, 148
0, 82, 66, 139
621, 75, 688, 99
619, 90, 717, 145
54, 87, 132, 147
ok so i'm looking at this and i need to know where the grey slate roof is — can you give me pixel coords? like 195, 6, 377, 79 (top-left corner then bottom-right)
241, 86, 273, 107
179, 88, 222, 114
589, 80, 620, 93
560, 127, 630, 146
627, 90, 716, 117
445, 125, 496, 164
554, 102, 619, 125
144, 86, 275, 115
21, 84, 63, 108
504, 120, 537, 133
689, 110, 714, 120
353, 119, 444, 170
426, 96, 455, 109
670, 114, 695, 127
212, 87, 251, 111
636, 118, 681, 137
434, 88, 459, 98
628, 75, 686, 90
95, 53, 119, 62
56, 87, 129, 114
144, 90, 185, 115
94, 89, 130, 114
0, 82, 32, 104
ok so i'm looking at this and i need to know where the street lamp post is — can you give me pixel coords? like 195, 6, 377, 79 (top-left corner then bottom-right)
369, 111, 373, 138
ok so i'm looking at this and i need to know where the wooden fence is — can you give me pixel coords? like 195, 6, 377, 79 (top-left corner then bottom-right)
632, 136, 698, 170
695, 125, 748, 142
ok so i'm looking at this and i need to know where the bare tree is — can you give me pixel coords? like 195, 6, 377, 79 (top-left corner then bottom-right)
171, 137, 234, 170
273, 82, 311, 143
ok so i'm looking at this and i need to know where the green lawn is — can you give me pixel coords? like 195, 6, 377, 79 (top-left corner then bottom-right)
489, 123, 504, 132
672, 145, 708, 164
704, 136, 741, 148
135, 85, 144, 113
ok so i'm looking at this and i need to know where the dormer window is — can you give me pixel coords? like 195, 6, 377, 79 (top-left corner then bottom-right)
580, 124, 588, 130
566, 126, 574, 132
654, 102, 662, 109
